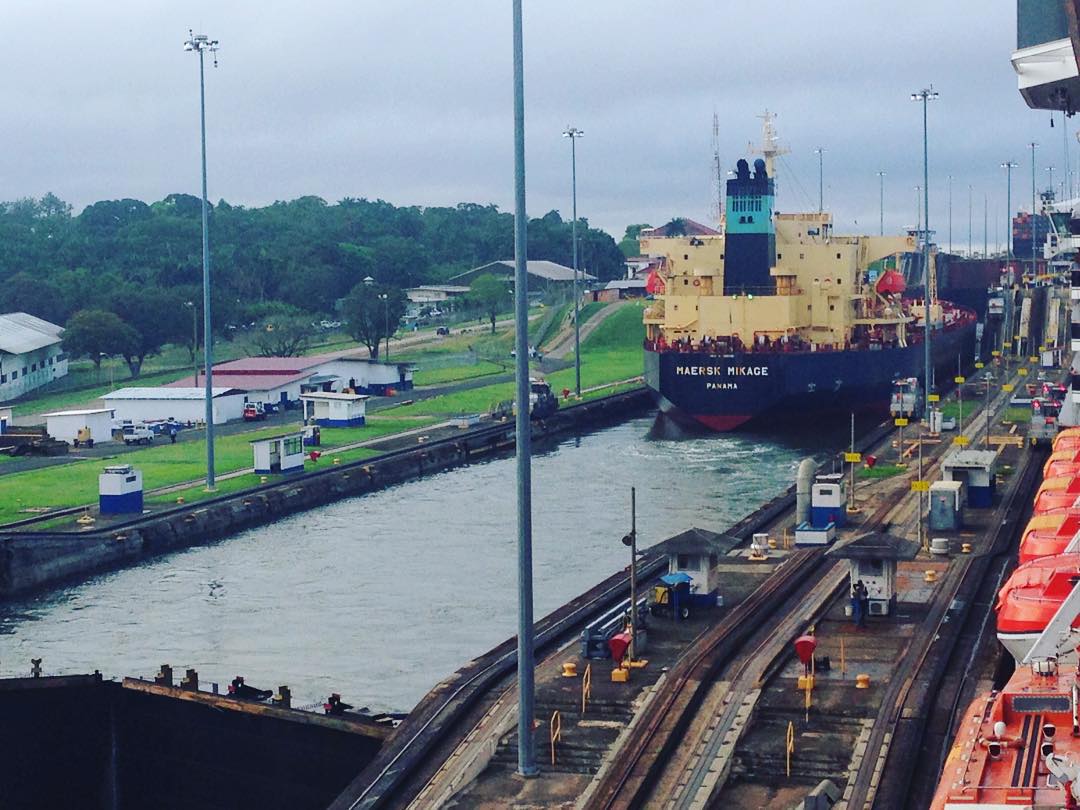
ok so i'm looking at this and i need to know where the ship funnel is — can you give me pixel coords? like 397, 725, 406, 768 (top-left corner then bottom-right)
796, 458, 816, 524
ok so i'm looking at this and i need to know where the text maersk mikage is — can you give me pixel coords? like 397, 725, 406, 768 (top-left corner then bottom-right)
674, 365, 770, 377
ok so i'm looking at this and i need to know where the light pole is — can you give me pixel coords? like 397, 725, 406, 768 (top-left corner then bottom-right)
1030, 142, 1039, 280
972, 185, 980, 258
185, 30, 219, 490
1002, 160, 1018, 268
621, 487, 638, 661
563, 126, 584, 397
911, 85, 938, 414
378, 293, 390, 359
915, 185, 922, 235
814, 148, 825, 211
947, 174, 953, 254
877, 171, 886, 235
1047, 165, 1055, 198
185, 301, 197, 384
511, 0, 537, 779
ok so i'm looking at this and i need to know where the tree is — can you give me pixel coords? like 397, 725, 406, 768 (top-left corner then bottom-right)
469, 274, 510, 334
663, 217, 688, 237
618, 223, 651, 258
247, 303, 317, 357
62, 310, 138, 371
109, 287, 189, 378
341, 283, 408, 359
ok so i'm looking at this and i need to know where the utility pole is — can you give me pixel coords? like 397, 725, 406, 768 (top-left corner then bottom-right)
1030, 142, 1039, 280
184, 30, 219, 491
814, 148, 825, 211
911, 85, 938, 414
563, 126, 584, 397
510, 0, 537, 779
968, 184, 973, 256
877, 171, 886, 235
1002, 160, 1018, 267
947, 174, 953, 254
622, 488, 638, 661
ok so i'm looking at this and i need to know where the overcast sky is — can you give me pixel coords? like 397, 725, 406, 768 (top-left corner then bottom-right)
0, 2, 1059, 250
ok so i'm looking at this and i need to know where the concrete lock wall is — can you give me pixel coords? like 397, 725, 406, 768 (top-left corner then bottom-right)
0, 389, 651, 597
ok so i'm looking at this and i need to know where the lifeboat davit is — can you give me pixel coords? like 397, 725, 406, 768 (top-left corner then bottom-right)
1018, 512, 1080, 563
875, 269, 905, 295
1031, 476, 1080, 516
996, 553, 1080, 662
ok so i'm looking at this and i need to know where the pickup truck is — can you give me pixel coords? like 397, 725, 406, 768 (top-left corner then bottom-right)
121, 424, 155, 445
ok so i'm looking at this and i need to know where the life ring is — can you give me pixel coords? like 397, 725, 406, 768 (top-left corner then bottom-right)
693, 279, 701, 286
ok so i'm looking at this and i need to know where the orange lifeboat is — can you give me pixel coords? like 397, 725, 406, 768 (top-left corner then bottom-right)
1018, 512, 1080, 563
1051, 434, 1080, 453
996, 553, 1080, 662
1044, 456, 1080, 480
1031, 476, 1080, 516
1054, 426, 1080, 447
875, 269, 905, 295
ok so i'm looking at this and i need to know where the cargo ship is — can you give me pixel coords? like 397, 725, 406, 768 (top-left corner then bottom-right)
641, 115, 978, 431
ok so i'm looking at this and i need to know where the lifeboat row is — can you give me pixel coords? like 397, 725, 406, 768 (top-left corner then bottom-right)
931, 396, 1080, 807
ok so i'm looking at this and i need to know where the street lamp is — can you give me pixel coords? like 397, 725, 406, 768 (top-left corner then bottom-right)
378, 293, 390, 359
1001, 160, 1019, 267
968, 184, 973, 257
621, 487, 639, 661
947, 174, 953, 254
1030, 142, 1039, 281
185, 301, 197, 384
184, 30, 219, 491
511, 0, 538, 779
911, 85, 938, 414
1047, 165, 1055, 198
876, 171, 886, 236
563, 125, 584, 397
814, 147, 825, 211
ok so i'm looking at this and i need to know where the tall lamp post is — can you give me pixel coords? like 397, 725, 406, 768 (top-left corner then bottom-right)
876, 171, 886, 235
947, 174, 953, 254
185, 301, 198, 384
185, 30, 219, 490
563, 126, 584, 397
1029, 142, 1039, 280
911, 85, 938, 413
378, 293, 390, 359
1002, 160, 1018, 268
968, 184, 973, 256
511, 0, 538, 778
814, 148, 825, 211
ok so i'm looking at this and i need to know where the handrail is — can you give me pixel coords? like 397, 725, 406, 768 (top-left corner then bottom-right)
786, 720, 795, 778
582, 663, 592, 715
550, 710, 562, 767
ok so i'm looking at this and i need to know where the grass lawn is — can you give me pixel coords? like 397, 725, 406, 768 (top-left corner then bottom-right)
1003, 406, 1030, 424
412, 361, 507, 387
858, 463, 908, 479
0, 414, 438, 525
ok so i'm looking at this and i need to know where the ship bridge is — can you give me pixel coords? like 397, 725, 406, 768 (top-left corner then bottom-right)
1012, 0, 1080, 113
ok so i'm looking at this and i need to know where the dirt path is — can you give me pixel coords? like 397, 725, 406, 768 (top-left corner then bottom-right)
544, 300, 631, 359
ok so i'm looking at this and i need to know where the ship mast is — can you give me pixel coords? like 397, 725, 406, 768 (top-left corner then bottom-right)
713, 112, 724, 228
748, 110, 789, 186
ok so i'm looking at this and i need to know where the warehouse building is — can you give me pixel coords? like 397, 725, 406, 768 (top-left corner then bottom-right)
102, 387, 247, 426
0, 312, 68, 402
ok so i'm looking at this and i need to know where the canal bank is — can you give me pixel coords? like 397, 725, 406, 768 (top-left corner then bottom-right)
0, 388, 651, 598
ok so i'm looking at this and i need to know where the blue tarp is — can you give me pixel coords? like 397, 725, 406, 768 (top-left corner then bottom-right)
660, 572, 693, 586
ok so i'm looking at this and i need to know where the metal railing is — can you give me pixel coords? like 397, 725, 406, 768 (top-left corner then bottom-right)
786, 720, 796, 778
550, 710, 562, 766
582, 663, 592, 715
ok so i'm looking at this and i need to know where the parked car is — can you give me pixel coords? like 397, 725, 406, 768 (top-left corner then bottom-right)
436, 326, 450, 336
940, 416, 957, 431
243, 403, 268, 422
121, 423, 155, 445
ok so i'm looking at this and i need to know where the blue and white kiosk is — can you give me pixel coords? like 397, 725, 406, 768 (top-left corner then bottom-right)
250, 432, 306, 475
300, 392, 368, 427
99, 465, 143, 514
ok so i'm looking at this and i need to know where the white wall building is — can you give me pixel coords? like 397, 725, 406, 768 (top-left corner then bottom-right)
43, 408, 116, 445
0, 312, 68, 403
102, 387, 246, 425
300, 392, 368, 427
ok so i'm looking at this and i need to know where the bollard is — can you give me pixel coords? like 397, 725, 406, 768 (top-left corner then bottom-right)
31, 658, 42, 678
561, 661, 578, 678
924, 570, 937, 583
855, 673, 871, 689
272, 685, 292, 709
333, 457, 340, 465
260, 476, 268, 484
961, 543, 972, 554
767, 537, 777, 549
155, 664, 173, 687
176, 496, 185, 505
180, 668, 199, 692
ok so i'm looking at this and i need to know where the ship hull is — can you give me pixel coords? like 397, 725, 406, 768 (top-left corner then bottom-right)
645, 323, 977, 432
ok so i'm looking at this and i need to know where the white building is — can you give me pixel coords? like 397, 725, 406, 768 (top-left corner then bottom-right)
300, 392, 368, 427
102, 387, 246, 426
0, 312, 68, 402
44, 408, 116, 445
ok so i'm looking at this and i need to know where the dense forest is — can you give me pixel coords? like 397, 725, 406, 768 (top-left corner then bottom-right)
0, 193, 627, 371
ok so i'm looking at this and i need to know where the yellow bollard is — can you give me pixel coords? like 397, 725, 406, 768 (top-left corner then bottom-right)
260, 476, 268, 484
333, 457, 341, 465
176, 496, 185, 505
611, 667, 629, 683
855, 673, 871, 689
924, 570, 937, 583
561, 661, 578, 678
961, 543, 972, 554
767, 537, 778, 549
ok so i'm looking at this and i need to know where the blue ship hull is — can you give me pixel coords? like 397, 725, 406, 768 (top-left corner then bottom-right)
644, 323, 978, 431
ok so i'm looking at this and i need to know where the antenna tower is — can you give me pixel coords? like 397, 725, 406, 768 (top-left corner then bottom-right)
712, 112, 724, 226
748, 110, 789, 185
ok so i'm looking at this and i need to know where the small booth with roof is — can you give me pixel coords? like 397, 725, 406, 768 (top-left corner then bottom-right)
941, 448, 997, 507
653, 528, 740, 612
99, 464, 143, 514
250, 432, 305, 475
827, 531, 921, 617
300, 392, 368, 427
796, 473, 848, 545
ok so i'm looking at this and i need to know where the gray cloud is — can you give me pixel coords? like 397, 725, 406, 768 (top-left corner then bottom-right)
0, 1, 1056, 249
